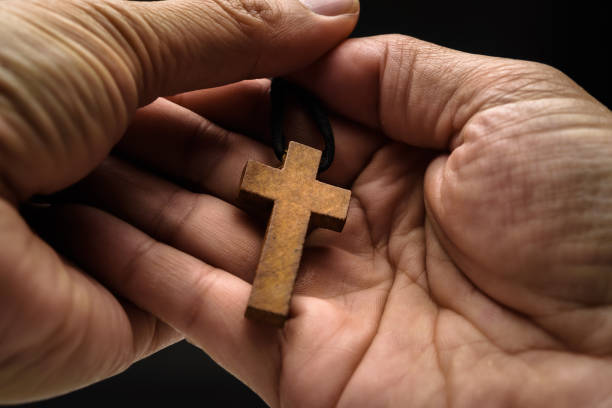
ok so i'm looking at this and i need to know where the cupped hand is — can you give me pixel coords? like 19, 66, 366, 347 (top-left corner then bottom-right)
0, 0, 358, 403
34, 35, 612, 407
23, 33, 612, 406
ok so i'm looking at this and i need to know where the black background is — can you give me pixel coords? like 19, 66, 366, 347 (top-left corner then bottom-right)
14, 0, 610, 407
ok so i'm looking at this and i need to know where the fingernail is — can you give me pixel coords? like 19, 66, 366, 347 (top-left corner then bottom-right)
299, 0, 359, 16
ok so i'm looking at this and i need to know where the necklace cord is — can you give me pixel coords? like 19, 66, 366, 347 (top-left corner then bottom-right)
270, 78, 335, 173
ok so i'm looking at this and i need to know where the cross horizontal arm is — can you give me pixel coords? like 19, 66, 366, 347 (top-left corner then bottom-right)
309, 181, 351, 231
239, 160, 282, 201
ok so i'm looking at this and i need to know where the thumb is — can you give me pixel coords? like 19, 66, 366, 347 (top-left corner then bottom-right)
134, 0, 360, 98
0, 0, 358, 201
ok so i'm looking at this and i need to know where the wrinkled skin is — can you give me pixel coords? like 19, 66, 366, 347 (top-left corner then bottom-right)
1, 0, 612, 406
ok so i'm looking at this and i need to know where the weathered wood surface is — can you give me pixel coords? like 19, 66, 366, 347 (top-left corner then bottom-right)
239, 141, 351, 326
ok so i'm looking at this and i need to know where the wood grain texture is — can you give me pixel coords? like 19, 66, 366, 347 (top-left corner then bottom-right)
239, 141, 351, 327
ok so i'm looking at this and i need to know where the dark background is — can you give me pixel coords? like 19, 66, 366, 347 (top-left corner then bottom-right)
15, 1, 610, 407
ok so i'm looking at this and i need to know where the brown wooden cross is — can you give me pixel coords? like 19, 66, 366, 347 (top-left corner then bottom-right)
238, 141, 351, 327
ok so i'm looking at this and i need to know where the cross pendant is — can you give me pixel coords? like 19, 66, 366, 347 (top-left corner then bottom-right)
238, 141, 351, 327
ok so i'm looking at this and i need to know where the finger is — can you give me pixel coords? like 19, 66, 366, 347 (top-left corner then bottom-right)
116, 97, 278, 202
127, 0, 360, 100
30, 203, 282, 404
60, 156, 263, 282
168, 79, 272, 140
1, 199, 180, 402
289, 34, 587, 150
0, 0, 358, 201
54, 153, 373, 295
117, 96, 382, 200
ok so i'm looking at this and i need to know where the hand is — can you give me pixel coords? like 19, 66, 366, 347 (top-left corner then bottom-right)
32, 35, 612, 406
4, 13, 611, 407
0, 0, 358, 403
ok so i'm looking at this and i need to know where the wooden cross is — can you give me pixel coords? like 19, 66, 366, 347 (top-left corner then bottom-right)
238, 141, 351, 327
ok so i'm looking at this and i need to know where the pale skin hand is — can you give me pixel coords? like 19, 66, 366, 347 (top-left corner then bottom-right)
1, 6, 611, 408
85, 43, 612, 407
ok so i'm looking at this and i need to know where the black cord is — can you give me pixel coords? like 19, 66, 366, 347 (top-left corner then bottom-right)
270, 78, 335, 173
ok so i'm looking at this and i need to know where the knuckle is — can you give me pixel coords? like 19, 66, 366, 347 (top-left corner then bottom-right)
470, 59, 580, 105
214, 0, 281, 35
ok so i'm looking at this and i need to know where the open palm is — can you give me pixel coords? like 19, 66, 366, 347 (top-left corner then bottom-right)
1, 3, 611, 404
25, 37, 612, 407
